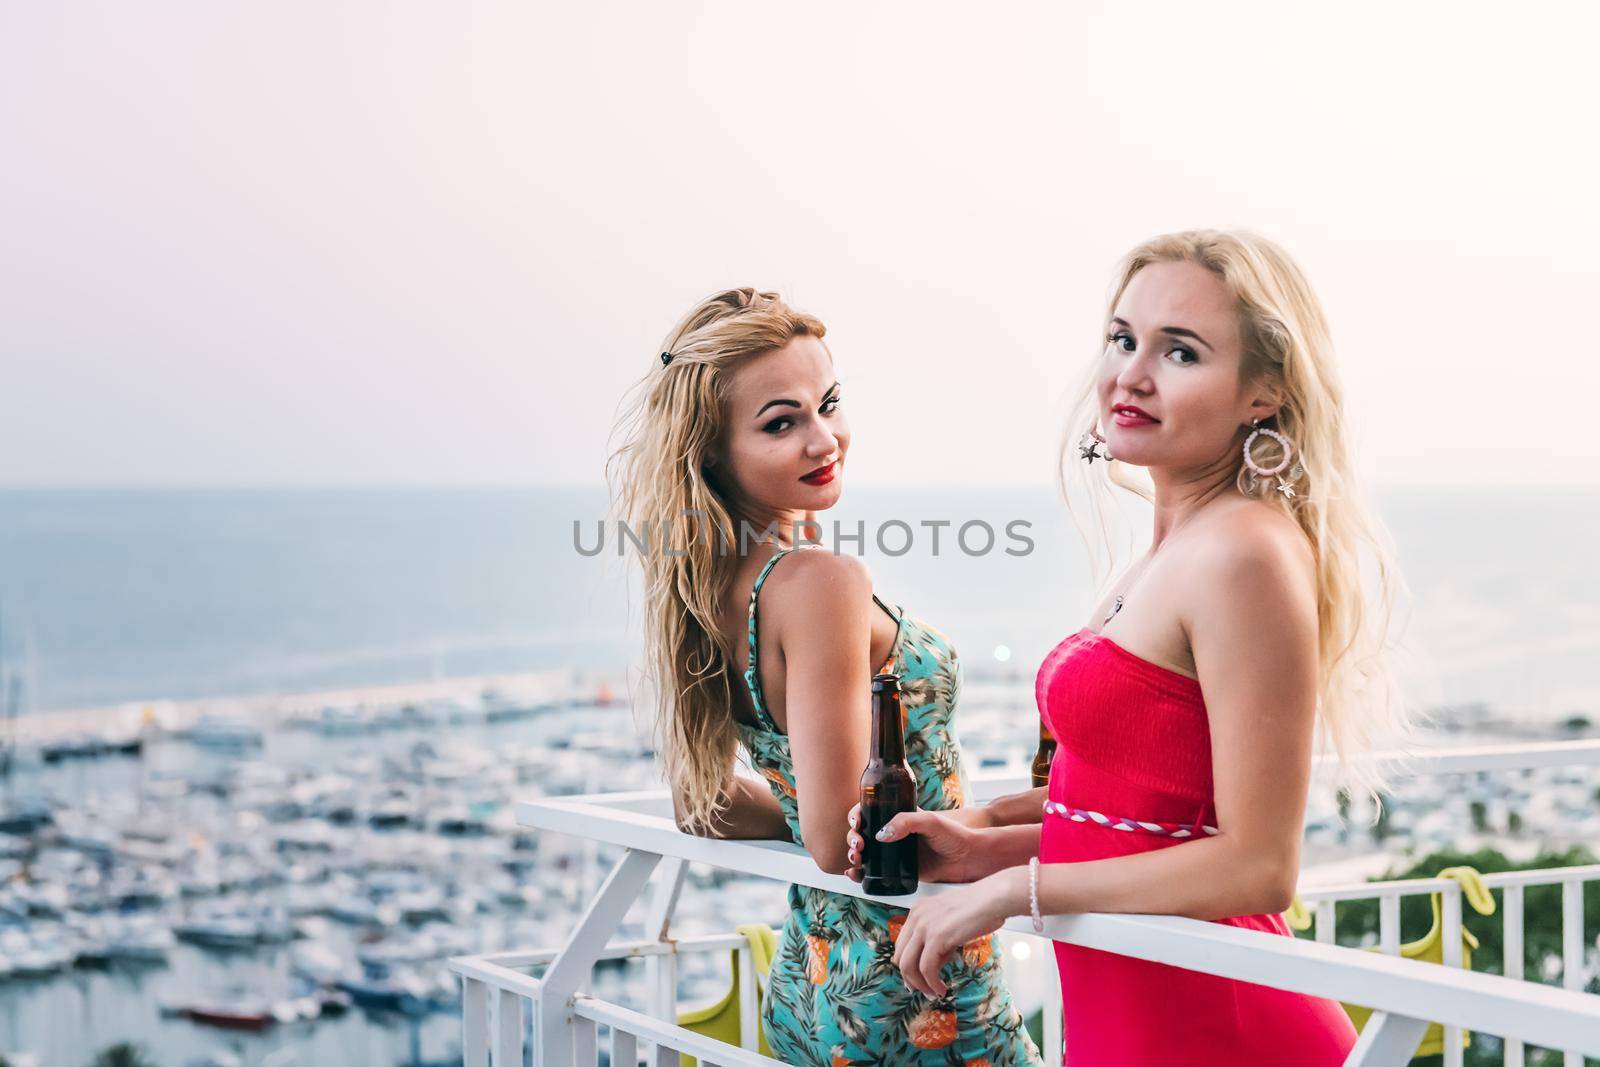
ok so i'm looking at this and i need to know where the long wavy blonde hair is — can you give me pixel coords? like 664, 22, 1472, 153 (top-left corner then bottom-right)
1058, 230, 1423, 815
607, 288, 828, 832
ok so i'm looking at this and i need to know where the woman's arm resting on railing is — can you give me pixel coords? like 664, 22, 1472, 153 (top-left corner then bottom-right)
980, 786, 1048, 826
765, 551, 878, 874
675, 774, 791, 840
890, 831, 1296, 996
890, 522, 1322, 996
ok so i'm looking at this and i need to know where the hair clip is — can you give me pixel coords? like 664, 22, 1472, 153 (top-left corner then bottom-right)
660, 351, 674, 366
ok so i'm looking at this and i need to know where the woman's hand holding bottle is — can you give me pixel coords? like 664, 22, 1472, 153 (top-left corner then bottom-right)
844, 802, 991, 884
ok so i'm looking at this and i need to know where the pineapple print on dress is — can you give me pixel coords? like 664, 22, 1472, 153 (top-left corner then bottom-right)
930, 746, 965, 809
734, 547, 1041, 1067
763, 765, 797, 800
907, 1000, 958, 1051
806, 926, 836, 985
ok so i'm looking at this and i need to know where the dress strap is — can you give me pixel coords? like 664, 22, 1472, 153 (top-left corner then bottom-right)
743, 546, 806, 731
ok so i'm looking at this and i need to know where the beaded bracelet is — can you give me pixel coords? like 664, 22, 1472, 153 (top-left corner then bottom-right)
1028, 856, 1043, 933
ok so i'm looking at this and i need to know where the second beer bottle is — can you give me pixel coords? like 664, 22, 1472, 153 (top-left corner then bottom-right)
860, 672, 918, 896
1031, 721, 1058, 788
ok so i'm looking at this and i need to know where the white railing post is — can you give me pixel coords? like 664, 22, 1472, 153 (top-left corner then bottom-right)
736, 945, 759, 1050
1317, 899, 1337, 944
538, 849, 663, 1067
1378, 893, 1400, 956
1562, 878, 1584, 1067
572, 1014, 597, 1066
650, 952, 678, 1042
1504, 884, 1525, 1067
643, 857, 688, 1062
612, 1026, 638, 1067
1344, 1011, 1432, 1066
464, 977, 489, 1067
646, 857, 688, 940
1442, 884, 1463, 1067
497, 988, 523, 1066
1041, 938, 1063, 1063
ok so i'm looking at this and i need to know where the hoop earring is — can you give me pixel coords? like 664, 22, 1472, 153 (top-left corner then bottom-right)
1077, 427, 1113, 465
1242, 418, 1305, 498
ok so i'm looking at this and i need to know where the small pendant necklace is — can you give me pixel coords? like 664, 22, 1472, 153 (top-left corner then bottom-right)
1097, 505, 1207, 632
1101, 523, 1184, 629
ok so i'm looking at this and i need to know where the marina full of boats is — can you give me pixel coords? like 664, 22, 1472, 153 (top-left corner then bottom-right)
1, 665, 1595, 1065
0, 671, 671, 1066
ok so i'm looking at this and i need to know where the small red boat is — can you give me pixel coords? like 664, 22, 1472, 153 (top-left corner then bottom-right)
181, 1005, 275, 1031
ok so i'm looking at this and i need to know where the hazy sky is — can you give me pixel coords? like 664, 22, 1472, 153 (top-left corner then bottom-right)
3, 2, 1596, 489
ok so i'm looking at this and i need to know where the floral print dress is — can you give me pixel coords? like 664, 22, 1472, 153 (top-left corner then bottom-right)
735, 547, 1042, 1067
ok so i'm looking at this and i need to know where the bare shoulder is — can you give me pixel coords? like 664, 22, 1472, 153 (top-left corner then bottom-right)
1195, 499, 1312, 572
1183, 501, 1316, 622
759, 549, 874, 633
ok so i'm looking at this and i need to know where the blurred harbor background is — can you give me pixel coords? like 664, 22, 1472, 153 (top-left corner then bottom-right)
0, 485, 1596, 1065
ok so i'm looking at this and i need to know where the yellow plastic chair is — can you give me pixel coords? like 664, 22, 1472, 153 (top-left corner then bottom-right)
678, 923, 777, 1066
1288, 867, 1495, 1061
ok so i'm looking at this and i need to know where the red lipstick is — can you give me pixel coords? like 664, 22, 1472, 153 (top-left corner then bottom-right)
800, 461, 837, 486
1112, 403, 1158, 427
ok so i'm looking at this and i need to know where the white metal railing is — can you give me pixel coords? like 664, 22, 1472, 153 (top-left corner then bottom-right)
451, 929, 773, 1065
1297, 865, 1600, 1067
451, 739, 1600, 1066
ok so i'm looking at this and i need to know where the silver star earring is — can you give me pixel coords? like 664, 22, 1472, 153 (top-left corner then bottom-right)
1077, 428, 1113, 464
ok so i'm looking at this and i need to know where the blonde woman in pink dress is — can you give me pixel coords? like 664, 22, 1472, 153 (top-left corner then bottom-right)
847, 230, 1416, 1064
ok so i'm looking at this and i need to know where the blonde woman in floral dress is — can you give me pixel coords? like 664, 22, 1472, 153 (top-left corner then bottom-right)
610, 288, 1041, 1066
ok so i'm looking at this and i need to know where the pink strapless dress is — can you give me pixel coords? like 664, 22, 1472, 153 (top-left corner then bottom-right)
1037, 628, 1357, 1065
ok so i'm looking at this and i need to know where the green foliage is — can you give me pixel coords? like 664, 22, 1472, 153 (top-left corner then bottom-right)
1294, 846, 1600, 1066
1024, 1004, 1049, 1049
88, 1043, 160, 1067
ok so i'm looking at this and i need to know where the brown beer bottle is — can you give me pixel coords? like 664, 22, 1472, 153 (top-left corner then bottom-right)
860, 672, 918, 896
1031, 721, 1058, 788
